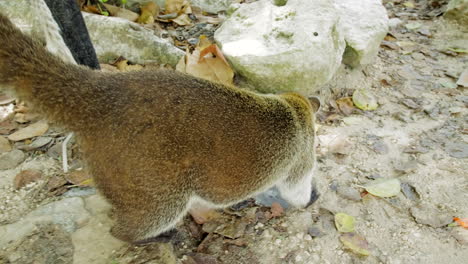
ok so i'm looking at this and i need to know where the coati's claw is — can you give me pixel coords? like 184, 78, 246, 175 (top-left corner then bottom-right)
133, 229, 181, 245
306, 186, 320, 208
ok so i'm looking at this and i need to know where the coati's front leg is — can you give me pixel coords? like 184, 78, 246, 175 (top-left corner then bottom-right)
277, 168, 319, 208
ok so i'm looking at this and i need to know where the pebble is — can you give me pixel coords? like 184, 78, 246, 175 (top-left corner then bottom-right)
0, 150, 26, 170
0, 136, 12, 153
337, 186, 362, 201
17, 137, 53, 151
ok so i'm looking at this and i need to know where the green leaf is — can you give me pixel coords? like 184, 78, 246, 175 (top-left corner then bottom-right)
405, 22, 421, 30
440, 81, 457, 89
447, 47, 468, 53
352, 89, 378, 111
340, 233, 370, 256
335, 213, 356, 233
365, 178, 401, 198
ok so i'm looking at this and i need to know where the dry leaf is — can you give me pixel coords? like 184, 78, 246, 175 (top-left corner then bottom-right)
65, 170, 93, 186
336, 97, 355, 116
270, 202, 284, 218
340, 233, 370, 256
14, 170, 42, 189
103, 3, 139, 21
352, 89, 378, 111
115, 59, 144, 72
137, 2, 159, 24
172, 13, 192, 26
189, 208, 222, 224
165, 0, 185, 14
184, 41, 234, 85
364, 178, 401, 198
335, 213, 355, 233
8, 121, 49, 141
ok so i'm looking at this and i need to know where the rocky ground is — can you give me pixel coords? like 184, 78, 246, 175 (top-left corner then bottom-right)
0, 1, 467, 264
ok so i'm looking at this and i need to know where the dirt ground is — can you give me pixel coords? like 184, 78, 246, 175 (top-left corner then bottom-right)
0, 1, 467, 264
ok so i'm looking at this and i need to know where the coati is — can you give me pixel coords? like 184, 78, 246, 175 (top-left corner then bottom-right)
0, 13, 321, 243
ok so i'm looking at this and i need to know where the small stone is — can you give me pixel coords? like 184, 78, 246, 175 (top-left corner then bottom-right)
410, 204, 452, 228
308, 226, 325, 238
371, 140, 389, 154
394, 160, 418, 174
0, 149, 26, 170
401, 98, 420, 109
388, 18, 403, 28
8, 121, 49, 141
17, 136, 53, 151
189, 253, 219, 264
456, 69, 468, 88
14, 169, 42, 189
400, 182, 420, 201
451, 228, 468, 245
0, 135, 12, 153
417, 28, 431, 37
411, 52, 425, 61
337, 186, 362, 201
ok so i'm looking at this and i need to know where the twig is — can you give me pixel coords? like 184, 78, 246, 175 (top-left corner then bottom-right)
62, 132, 74, 173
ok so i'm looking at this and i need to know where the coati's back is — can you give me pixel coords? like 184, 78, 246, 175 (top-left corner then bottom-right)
0, 12, 319, 243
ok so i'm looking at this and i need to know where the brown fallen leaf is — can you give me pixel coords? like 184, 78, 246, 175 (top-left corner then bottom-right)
340, 232, 370, 256
8, 120, 49, 141
165, 0, 185, 14
0, 119, 18, 134
189, 207, 222, 224
137, 1, 159, 24
65, 170, 93, 186
114, 58, 144, 72
103, 3, 139, 22
270, 202, 284, 218
172, 13, 192, 26
178, 37, 234, 86
336, 97, 355, 116
14, 169, 43, 189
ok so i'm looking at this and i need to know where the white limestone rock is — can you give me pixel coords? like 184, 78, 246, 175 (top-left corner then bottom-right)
191, 0, 233, 14
0, 197, 90, 248
215, 0, 346, 95
335, 0, 389, 66
445, 0, 468, 25
83, 13, 184, 66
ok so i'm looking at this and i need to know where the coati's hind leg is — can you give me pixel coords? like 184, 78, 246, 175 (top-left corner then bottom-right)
110, 191, 190, 243
277, 168, 319, 208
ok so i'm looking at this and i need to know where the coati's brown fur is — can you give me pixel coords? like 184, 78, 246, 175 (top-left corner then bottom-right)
0, 13, 320, 243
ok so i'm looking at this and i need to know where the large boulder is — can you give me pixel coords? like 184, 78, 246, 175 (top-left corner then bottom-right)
215, 0, 388, 95
215, 0, 346, 95
0, 0, 183, 67
444, 0, 468, 25
335, 0, 389, 67
82, 13, 183, 66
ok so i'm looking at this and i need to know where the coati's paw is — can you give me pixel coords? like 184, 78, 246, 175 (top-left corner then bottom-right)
306, 185, 320, 208
133, 229, 182, 245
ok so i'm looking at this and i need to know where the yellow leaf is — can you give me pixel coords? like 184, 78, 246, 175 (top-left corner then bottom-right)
137, 2, 159, 24
335, 213, 355, 233
172, 13, 192, 26
165, 0, 184, 14
403, 2, 415, 8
